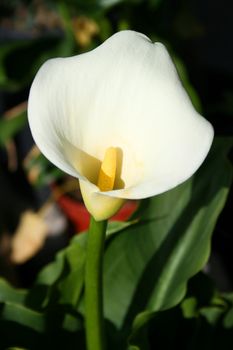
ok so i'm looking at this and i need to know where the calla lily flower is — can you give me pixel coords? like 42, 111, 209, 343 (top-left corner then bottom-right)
28, 30, 214, 221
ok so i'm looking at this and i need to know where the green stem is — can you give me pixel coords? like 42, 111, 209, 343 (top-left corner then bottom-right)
85, 216, 107, 350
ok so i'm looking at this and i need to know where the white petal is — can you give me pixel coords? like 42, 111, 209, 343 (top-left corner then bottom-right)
28, 30, 214, 201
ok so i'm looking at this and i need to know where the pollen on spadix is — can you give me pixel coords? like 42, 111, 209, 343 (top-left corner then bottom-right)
97, 147, 117, 191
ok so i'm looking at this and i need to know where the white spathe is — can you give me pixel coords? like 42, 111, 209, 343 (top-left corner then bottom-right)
28, 30, 214, 221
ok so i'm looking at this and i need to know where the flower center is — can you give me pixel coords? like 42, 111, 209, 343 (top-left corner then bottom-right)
97, 147, 117, 191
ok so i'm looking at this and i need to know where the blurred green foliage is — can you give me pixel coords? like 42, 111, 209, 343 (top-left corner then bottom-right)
0, 111, 26, 146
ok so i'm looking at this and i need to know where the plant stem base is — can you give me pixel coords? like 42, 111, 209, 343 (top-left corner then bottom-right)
85, 217, 107, 350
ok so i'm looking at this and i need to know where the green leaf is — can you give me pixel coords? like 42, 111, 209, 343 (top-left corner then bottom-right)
132, 303, 233, 350
181, 297, 198, 318
99, 0, 124, 8
103, 137, 232, 332
128, 272, 233, 349
0, 302, 45, 333
0, 279, 85, 348
32, 220, 136, 310
107, 219, 139, 237
222, 292, 233, 304
0, 278, 27, 304
174, 56, 202, 113
0, 112, 27, 146
6, 348, 28, 350
57, 220, 135, 307
0, 301, 85, 349
57, 237, 86, 307
34, 220, 135, 289
0, 41, 30, 90
199, 306, 224, 325
223, 307, 233, 329
28, 236, 86, 310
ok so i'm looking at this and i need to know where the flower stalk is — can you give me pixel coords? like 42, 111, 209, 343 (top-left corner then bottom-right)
85, 147, 117, 349
85, 217, 107, 350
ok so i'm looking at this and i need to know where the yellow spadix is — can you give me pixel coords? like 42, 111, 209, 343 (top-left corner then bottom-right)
97, 147, 117, 192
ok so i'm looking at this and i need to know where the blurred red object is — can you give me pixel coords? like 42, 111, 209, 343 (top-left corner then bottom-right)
56, 195, 137, 233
